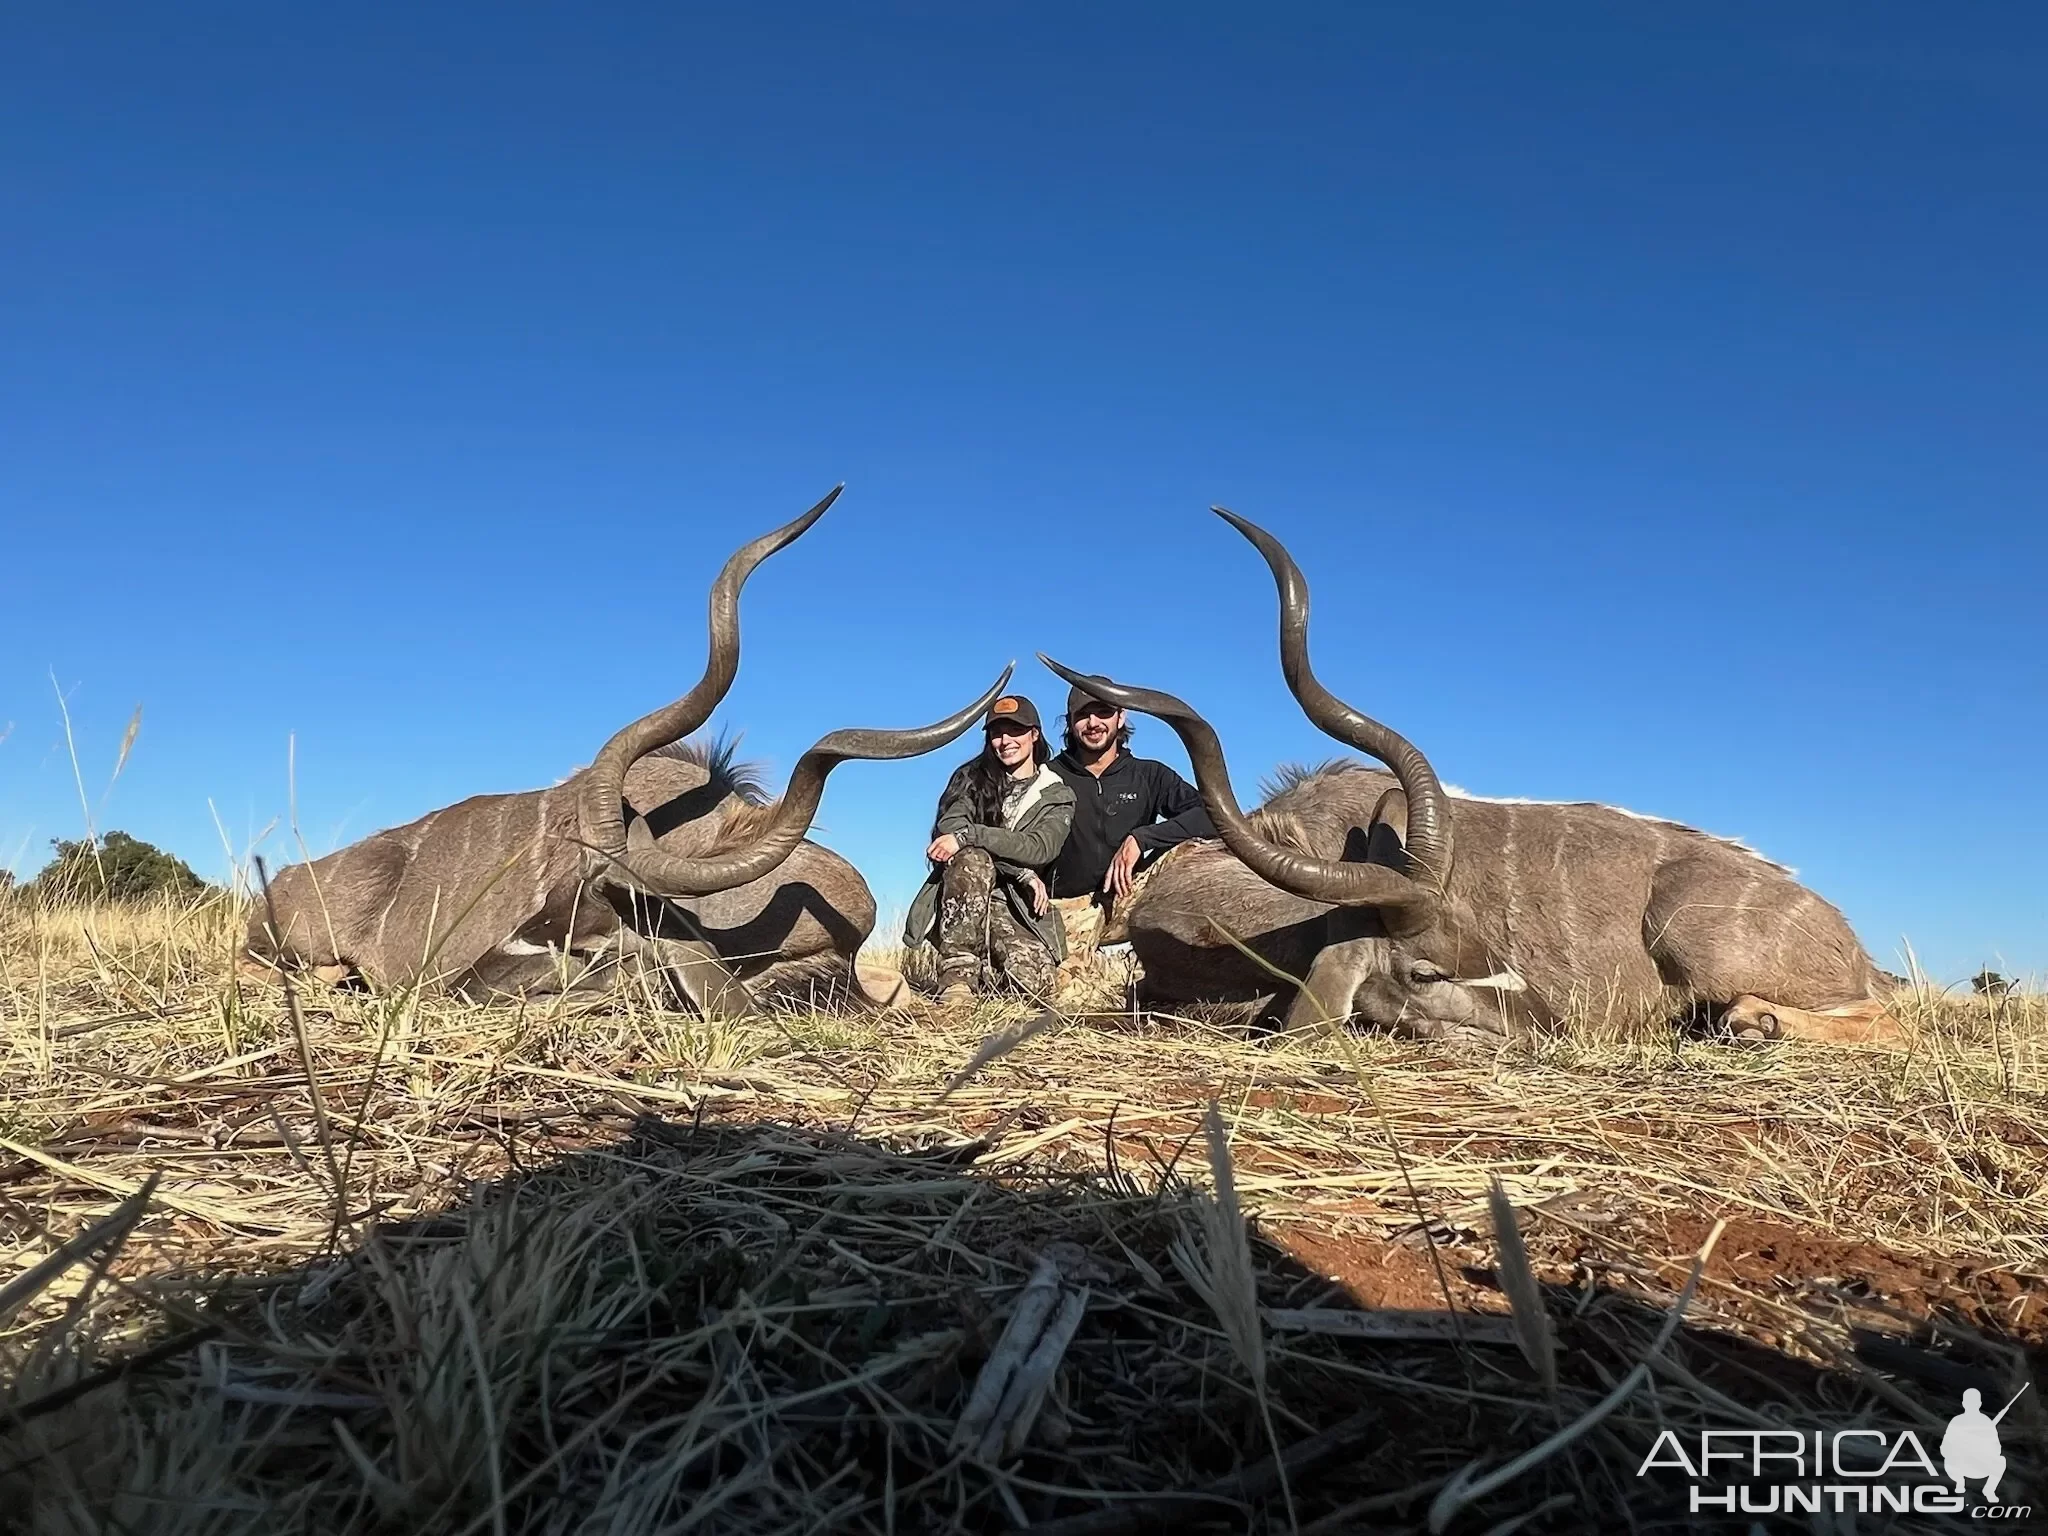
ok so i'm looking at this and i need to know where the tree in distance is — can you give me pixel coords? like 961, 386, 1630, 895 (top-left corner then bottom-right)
27, 831, 207, 903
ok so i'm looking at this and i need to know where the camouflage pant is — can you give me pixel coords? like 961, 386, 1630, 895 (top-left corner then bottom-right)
1051, 895, 1106, 965
1049, 859, 1170, 1003
1051, 856, 1164, 960
934, 848, 1057, 998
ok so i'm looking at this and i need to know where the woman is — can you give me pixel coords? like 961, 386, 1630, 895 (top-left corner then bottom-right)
903, 694, 1076, 1005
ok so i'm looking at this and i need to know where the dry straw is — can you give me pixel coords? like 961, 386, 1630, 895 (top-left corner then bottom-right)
0, 885, 2042, 1531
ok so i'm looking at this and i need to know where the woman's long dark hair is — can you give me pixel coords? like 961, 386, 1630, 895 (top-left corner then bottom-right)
948, 732, 1051, 827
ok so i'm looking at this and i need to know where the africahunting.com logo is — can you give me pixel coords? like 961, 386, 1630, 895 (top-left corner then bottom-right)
1636, 1387, 2030, 1520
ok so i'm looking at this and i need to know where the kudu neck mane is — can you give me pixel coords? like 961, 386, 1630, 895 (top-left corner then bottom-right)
646, 737, 771, 805
632, 737, 788, 859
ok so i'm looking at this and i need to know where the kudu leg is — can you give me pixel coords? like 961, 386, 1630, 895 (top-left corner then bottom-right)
237, 955, 362, 991
1723, 993, 1904, 1048
853, 961, 910, 1010
746, 952, 905, 1012
635, 934, 761, 1021
453, 943, 624, 1001
1281, 945, 1367, 1033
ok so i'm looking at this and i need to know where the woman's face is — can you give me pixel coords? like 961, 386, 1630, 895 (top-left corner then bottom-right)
987, 723, 1039, 770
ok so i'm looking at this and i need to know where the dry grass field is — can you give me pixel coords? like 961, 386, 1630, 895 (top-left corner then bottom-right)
0, 889, 2042, 1532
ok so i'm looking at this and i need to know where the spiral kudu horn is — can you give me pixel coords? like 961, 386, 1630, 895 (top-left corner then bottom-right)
1035, 658, 1438, 930
1212, 505, 1454, 894
577, 486, 840, 869
600, 666, 1017, 898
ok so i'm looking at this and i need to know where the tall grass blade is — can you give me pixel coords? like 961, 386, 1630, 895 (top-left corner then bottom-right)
1486, 1176, 1556, 1398
105, 704, 142, 800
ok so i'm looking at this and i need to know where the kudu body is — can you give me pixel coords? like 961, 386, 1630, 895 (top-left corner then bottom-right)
247, 490, 1007, 1015
1046, 512, 1898, 1047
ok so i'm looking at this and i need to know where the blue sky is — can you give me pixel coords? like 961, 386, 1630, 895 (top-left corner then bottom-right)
3, 5, 2042, 981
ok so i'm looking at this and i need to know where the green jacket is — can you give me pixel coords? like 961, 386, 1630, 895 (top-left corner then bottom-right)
902, 760, 1077, 961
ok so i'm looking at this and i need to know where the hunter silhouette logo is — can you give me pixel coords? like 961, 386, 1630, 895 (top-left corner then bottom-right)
1943, 1386, 2026, 1502
1637, 1383, 2032, 1519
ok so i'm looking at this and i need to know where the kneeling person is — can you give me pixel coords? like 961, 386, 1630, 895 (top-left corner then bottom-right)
1047, 677, 1216, 962
903, 695, 1077, 1006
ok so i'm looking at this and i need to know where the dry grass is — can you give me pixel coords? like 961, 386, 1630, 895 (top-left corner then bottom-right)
1, 889, 2044, 1532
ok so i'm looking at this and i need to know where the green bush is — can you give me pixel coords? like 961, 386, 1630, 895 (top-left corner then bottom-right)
29, 831, 207, 903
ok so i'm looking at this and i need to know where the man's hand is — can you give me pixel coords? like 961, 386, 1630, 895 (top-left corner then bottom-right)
1103, 835, 1143, 898
1022, 870, 1049, 916
927, 833, 962, 863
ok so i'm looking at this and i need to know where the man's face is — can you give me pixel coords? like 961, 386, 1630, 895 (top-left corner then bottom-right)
1070, 702, 1122, 752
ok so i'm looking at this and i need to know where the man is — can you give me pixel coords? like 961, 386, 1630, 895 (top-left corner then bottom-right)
1045, 676, 1216, 971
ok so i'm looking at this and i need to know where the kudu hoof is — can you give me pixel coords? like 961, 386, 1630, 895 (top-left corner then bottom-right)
854, 961, 910, 1010
1723, 1000, 1785, 1042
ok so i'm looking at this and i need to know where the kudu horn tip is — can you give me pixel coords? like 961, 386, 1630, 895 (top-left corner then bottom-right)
1036, 655, 1121, 702
956, 663, 1015, 722
1212, 504, 1284, 548
781, 483, 844, 536
1035, 652, 1078, 685
1035, 655, 1169, 717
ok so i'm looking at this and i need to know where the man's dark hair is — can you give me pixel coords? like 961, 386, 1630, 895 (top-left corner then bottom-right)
951, 734, 1051, 826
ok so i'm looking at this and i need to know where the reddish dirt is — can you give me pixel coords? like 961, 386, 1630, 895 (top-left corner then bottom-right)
941, 1085, 2048, 1353
1265, 1223, 1508, 1313
1260, 1205, 2048, 1355
1639, 1210, 2048, 1340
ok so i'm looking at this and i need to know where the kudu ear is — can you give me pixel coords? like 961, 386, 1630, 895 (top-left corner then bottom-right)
1335, 785, 1411, 869
1363, 786, 1410, 867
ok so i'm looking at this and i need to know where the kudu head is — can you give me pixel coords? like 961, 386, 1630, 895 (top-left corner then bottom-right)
1045, 508, 1529, 1041
577, 486, 1012, 899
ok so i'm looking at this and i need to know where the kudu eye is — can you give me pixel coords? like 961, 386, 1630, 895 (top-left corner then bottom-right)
1407, 962, 1448, 986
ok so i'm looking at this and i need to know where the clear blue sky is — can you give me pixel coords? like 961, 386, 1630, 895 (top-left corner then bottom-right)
3, 6, 2042, 982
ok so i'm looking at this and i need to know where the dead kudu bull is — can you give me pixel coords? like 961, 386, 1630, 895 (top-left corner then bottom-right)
1044, 510, 1900, 1048
246, 489, 1009, 1015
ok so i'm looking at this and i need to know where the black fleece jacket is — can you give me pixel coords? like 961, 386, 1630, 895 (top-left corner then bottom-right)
1046, 749, 1216, 899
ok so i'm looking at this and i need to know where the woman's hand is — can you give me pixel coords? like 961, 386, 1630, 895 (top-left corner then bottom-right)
927, 832, 962, 864
1022, 871, 1049, 916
